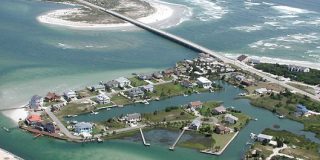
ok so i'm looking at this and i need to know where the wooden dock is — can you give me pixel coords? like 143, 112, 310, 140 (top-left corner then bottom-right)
169, 128, 186, 150
139, 128, 150, 146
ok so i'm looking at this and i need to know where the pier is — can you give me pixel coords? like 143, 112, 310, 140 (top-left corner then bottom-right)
139, 128, 150, 146
169, 128, 186, 150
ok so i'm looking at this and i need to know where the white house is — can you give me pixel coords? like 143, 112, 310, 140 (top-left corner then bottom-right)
197, 76, 212, 89
256, 134, 273, 142
288, 65, 310, 73
125, 113, 141, 124
92, 84, 105, 92
224, 114, 239, 124
64, 90, 77, 100
96, 94, 110, 104
115, 77, 131, 88
74, 122, 93, 134
189, 119, 201, 130
254, 88, 268, 94
141, 84, 154, 92
29, 95, 44, 110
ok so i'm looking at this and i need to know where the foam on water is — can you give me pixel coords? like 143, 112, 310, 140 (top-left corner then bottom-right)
231, 25, 263, 32
271, 5, 316, 15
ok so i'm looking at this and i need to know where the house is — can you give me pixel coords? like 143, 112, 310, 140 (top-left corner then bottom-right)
224, 114, 239, 124
189, 119, 201, 130
141, 84, 154, 92
188, 101, 203, 110
248, 58, 260, 65
91, 84, 105, 92
237, 55, 249, 62
153, 72, 163, 79
288, 65, 310, 73
128, 88, 144, 98
74, 122, 93, 134
214, 125, 230, 134
64, 90, 77, 100
241, 80, 253, 86
212, 106, 227, 114
162, 68, 174, 76
296, 104, 309, 115
44, 122, 56, 133
29, 95, 44, 110
254, 88, 268, 94
44, 92, 61, 102
138, 74, 152, 80
115, 77, 131, 88
256, 134, 273, 142
235, 75, 246, 81
105, 80, 119, 89
197, 77, 212, 89
96, 94, 110, 104
125, 113, 141, 124
181, 80, 193, 88
25, 114, 42, 126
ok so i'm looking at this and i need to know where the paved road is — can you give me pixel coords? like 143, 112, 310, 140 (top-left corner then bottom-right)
75, 0, 319, 103
44, 108, 81, 140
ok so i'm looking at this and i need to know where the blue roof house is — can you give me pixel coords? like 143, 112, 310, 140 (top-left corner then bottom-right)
74, 122, 93, 134
296, 104, 309, 115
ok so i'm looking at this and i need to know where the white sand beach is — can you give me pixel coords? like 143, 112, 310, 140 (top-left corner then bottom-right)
37, 0, 191, 30
0, 148, 21, 160
2, 107, 28, 124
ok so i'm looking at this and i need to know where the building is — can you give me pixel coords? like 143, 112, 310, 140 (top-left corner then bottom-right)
248, 58, 260, 65
141, 84, 154, 92
74, 122, 93, 134
96, 94, 110, 104
64, 90, 77, 100
214, 125, 230, 134
188, 101, 203, 110
44, 122, 56, 133
224, 114, 239, 124
44, 92, 61, 102
115, 77, 131, 88
196, 77, 212, 89
237, 55, 249, 62
235, 75, 245, 81
25, 114, 42, 126
105, 80, 119, 89
256, 134, 273, 142
128, 88, 144, 98
29, 95, 44, 110
162, 68, 175, 76
296, 104, 309, 115
125, 113, 141, 124
288, 65, 310, 73
212, 106, 227, 114
181, 80, 193, 88
153, 72, 163, 79
254, 88, 268, 95
189, 119, 201, 130
91, 84, 106, 92
138, 74, 152, 80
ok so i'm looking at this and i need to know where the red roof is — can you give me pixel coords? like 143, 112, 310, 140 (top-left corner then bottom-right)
27, 115, 42, 122
45, 92, 60, 100
190, 101, 203, 107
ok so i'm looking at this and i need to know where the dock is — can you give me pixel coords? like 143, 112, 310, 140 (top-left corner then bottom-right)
139, 128, 150, 146
200, 131, 239, 155
169, 128, 186, 150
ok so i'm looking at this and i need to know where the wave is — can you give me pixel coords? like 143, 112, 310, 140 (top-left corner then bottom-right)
230, 25, 263, 32
271, 5, 316, 15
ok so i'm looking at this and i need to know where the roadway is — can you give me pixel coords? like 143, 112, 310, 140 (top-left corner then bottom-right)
75, 0, 319, 102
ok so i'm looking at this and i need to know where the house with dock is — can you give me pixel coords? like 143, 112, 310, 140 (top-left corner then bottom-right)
296, 104, 309, 115
29, 95, 44, 110
125, 113, 141, 124
96, 94, 110, 104
212, 106, 227, 115
188, 101, 203, 110
256, 134, 273, 142
64, 90, 77, 101
197, 77, 212, 89
214, 125, 230, 134
224, 114, 238, 124
189, 119, 201, 130
128, 88, 144, 98
25, 114, 42, 126
74, 122, 93, 134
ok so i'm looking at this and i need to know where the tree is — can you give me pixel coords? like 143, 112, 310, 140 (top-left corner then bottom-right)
214, 146, 221, 152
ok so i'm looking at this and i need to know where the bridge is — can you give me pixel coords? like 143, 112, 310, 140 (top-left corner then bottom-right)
75, 0, 320, 102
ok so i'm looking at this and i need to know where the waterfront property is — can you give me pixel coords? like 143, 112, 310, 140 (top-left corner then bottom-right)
189, 119, 201, 130
96, 94, 110, 104
256, 134, 273, 142
64, 90, 77, 101
188, 101, 203, 110
125, 113, 141, 124
212, 106, 226, 115
74, 122, 93, 134
141, 84, 154, 92
115, 77, 131, 88
29, 95, 44, 110
224, 114, 238, 124
296, 104, 309, 115
288, 65, 310, 73
91, 84, 106, 92
45, 92, 61, 102
127, 88, 144, 98
25, 114, 42, 126
196, 77, 212, 89
214, 125, 231, 134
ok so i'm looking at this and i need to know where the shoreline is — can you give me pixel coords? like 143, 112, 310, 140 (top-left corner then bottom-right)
1, 105, 28, 124
0, 148, 22, 160
37, 0, 191, 30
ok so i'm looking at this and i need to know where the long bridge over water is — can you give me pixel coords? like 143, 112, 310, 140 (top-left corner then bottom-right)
75, 0, 320, 102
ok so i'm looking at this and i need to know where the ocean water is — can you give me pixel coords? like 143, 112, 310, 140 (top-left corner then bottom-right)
0, 0, 320, 159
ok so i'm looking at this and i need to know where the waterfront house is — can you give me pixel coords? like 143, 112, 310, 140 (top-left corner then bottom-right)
128, 88, 144, 98
256, 134, 273, 142
212, 106, 227, 115
44, 92, 61, 102
64, 90, 77, 101
25, 114, 42, 126
254, 88, 268, 95
241, 80, 254, 86
296, 104, 309, 115
44, 122, 56, 133
235, 75, 246, 81
188, 101, 203, 110
153, 72, 163, 79
214, 125, 230, 134
115, 77, 131, 88
288, 65, 310, 73
91, 84, 106, 92
237, 55, 249, 62
74, 122, 93, 134
105, 80, 119, 89
125, 113, 141, 124
196, 77, 212, 89
181, 80, 193, 88
224, 114, 239, 124
96, 94, 110, 104
29, 95, 44, 110
189, 119, 201, 130
162, 68, 175, 77
141, 84, 154, 92
138, 74, 152, 80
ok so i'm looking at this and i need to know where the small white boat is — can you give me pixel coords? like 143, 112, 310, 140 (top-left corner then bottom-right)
209, 89, 214, 93
277, 115, 285, 119
106, 108, 111, 111
254, 118, 258, 121
246, 142, 253, 145
91, 111, 99, 115
97, 138, 103, 143
2, 127, 9, 132
143, 100, 149, 105
183, 94, 188, 97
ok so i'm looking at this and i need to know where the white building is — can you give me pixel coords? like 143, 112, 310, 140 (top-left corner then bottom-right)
197, 76, 212, 89
64, 90, 77, 100
96, 94, 110, 104
257, 134, 273, 142
125, 113, 141, 124
29, 95, 44, 110
224, 114, 239, 124
288, 65, 310, 73
115, 77, 131, 88
254, 88, 268, 94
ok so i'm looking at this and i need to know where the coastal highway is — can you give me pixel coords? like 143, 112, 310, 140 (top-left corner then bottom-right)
75, 0, 320, 102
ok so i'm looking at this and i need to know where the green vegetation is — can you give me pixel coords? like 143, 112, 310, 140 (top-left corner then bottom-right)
287, 82, 315, 95
110, 94, 131, 105
211, 133, 236, 151
96, 118, 126, 131
151, 82, 190, 98
128, 77, 148, 87
254, 63, 320, 85
54, 103, 94, 119
199, 101, 221, 116
142, 106, 195, 123
178, 132, 212, 150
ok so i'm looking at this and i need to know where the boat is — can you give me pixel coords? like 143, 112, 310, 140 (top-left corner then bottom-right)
209, 89, 214, 93
183, 94, 188, 97
250, 133, 256, 139
143, 100, 149, 105
277, 115, 285, 119
246, 142, 253, 145
106, 108, 111, 111
2, 127, 10, 132
253, 118, 258, 121
91, 111, 99, 115
97, 138, 103, 143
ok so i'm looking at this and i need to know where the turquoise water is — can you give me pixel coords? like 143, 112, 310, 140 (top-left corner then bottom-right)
0, 0, 320, 159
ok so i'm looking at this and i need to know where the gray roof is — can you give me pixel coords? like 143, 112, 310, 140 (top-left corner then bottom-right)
115, 77, 130, 83
213, 106, 226, 112
74, 122, 92, 129
127, 113, 141, 120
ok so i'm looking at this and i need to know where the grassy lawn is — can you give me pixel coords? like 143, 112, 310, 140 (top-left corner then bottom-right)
110, 94, 131, 106
163, 76, 173, 81
211, 132, 236, 151
228, 112, 251, 129
54, 103, 94, 119
178, 132, 213, 150
76, 89, 98, 97
96, 119, 126, 131
143, 107, 195, 123
245, 82, 284, 94
152, 82, 190, 98
129, 77, 148, 87
287, 82, 315, 95
199, 101, 221, 116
